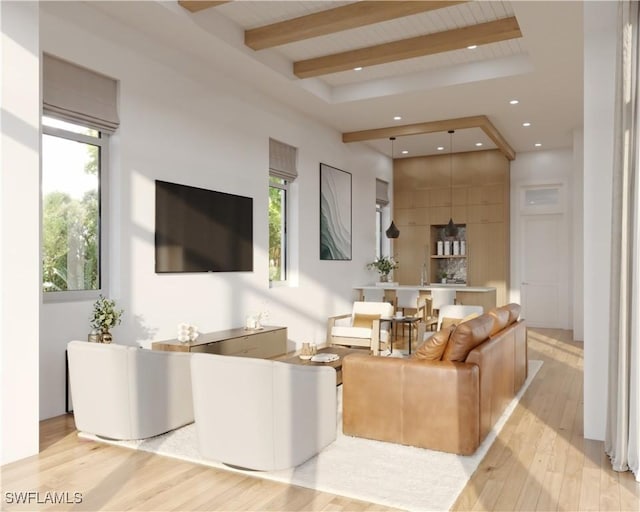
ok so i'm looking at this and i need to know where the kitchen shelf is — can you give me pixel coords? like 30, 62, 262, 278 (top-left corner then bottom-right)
431, 255, 467, 259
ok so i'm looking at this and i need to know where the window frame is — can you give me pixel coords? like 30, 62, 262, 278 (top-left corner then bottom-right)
41, 119, 109, 303
376, 203, 383, 259
269, 176, 289, 287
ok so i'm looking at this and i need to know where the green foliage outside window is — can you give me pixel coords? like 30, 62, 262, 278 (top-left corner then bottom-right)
42, 137, 100, 292
269, 184, 284, 281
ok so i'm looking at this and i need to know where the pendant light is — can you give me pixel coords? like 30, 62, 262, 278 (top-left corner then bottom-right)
385, 137, 400, 239
445, 130, 458, 238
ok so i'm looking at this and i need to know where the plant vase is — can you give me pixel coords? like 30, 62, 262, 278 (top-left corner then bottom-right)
101, 330, 112, 344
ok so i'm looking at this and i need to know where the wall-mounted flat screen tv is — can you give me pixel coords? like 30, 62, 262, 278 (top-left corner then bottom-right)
155, 180, 253, 273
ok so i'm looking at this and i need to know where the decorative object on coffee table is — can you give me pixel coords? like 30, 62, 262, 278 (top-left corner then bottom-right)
89, 295, 123, 344
300, 342, 313, 360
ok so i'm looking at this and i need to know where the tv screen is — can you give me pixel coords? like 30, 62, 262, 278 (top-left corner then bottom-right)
155, 180, 253, 273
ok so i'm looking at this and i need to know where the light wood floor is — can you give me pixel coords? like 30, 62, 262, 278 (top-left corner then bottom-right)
1, 329, 638, 511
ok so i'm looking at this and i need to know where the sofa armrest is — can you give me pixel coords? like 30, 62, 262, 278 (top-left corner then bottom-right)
342, 354, 480, 454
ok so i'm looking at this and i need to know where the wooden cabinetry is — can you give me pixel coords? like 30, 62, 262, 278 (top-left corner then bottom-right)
393, 149, 510, 305
152, 326, 287, 359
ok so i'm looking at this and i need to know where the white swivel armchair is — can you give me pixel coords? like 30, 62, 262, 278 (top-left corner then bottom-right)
327, 301, 394, 355
190, 353, 337, 471
67, 341, 194, 440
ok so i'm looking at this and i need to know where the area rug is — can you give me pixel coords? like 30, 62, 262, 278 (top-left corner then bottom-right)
79, 360, 542, 511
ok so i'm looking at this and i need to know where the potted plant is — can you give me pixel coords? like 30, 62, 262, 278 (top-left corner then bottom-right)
438, 270, 448, 284
367, 256, 399, 282
90, 295, 123, 344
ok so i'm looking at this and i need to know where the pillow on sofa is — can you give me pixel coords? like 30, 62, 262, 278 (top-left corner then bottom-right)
414, 325, 455, 360
441, 312, 481, 330
353, 313, 381, 328
487, 308, 510, 336
499, 303, 521, 324
442, 314, 494, 362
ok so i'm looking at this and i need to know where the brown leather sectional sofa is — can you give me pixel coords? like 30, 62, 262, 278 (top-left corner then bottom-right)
342, 303, 527, 455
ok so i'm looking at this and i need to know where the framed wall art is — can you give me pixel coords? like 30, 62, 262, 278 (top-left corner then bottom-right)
319, 163, 352, 260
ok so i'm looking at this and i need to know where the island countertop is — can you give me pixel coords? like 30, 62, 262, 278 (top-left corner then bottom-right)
354, 284, 496, 293
354, 284, 497, 310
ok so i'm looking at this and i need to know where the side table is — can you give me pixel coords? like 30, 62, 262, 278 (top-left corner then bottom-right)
389, 316, 421, 355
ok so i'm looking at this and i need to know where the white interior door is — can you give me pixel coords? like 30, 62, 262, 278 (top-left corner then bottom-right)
520, 214, 563, 328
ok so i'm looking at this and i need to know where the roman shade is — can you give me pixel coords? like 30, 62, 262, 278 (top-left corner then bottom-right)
43, 54, 119, 133
269, 138, 298, 181
376, 178, 389, 206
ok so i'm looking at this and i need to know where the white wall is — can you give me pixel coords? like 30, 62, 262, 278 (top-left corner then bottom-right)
0, 1, 40, 464
38, 4, 392, 419
583, 1, 616, 441
572, 129, 584, 342
509, 149, 574, 330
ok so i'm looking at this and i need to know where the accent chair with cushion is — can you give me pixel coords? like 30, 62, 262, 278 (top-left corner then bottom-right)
190, 353, 337, 471
67, 340, 194, 440
327, 301, 394, 355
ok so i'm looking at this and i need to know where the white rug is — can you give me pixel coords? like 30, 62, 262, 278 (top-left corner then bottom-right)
80, 360, 542, 512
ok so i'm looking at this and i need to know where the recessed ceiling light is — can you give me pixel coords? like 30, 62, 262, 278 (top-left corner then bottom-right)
437, 146, 445, 151
522, 122, 531, 127
534, 143, 542, 147
393, 116, 402, 121
353, 67, 363, 71
467, 45, 477, 50
509, 99, 519, 105
475, 142, 483, 147
401, 150, 409, 154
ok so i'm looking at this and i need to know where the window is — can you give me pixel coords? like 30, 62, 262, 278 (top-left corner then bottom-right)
375, 179, 390, 259
376, 204, 383, 259
269, 177, 288, 282
268, 138, 297, 285
42, 116, 107, 296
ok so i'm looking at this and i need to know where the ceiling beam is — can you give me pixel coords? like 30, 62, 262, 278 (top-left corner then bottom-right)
178, 1, 229, 13
245, 1, 466, 51
294, 16, 521, 79
342, 116, 516, 161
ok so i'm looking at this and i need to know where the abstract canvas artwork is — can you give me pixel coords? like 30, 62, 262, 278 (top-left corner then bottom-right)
320, 163, 352, 260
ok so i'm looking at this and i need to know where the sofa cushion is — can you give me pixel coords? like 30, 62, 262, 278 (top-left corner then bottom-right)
440, 317, 459, 329
442, 314, 494, 362
499, 303, 521, 325
414, 325, 455, 360
487, 308, 510, 336
353, 313, 381, 328
441, 311, 481, 330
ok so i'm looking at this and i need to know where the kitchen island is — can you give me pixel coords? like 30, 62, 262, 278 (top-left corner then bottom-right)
354, 284, 497, 311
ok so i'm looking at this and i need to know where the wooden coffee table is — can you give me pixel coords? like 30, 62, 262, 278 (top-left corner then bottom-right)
273, 346, 365, 385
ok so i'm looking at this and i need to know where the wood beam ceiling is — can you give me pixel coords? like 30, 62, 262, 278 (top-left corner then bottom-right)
245, 1, 466, 51
294, 16, 522, 79
342, 116, 516, 161
178, 1, 229, 13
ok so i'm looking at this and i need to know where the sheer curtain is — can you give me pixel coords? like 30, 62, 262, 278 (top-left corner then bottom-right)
605, 0, 640, 482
